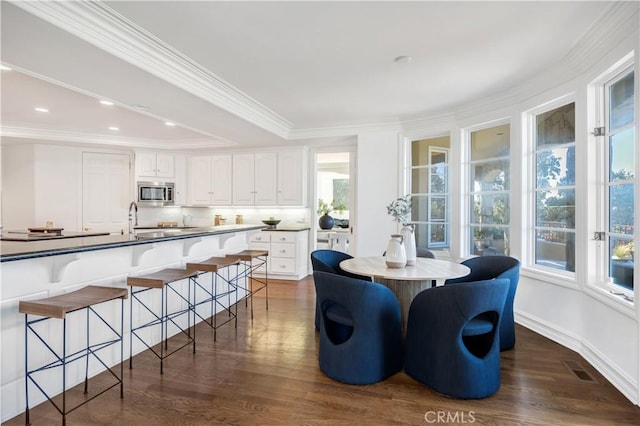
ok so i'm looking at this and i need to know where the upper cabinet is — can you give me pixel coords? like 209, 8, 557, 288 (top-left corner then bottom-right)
165, 148, 306, 207
277, 150, 306, 205
232, 150, 306, 206
187, 154, 233, 206
173, 154, 187, 206
233, 152, 278, 205
135, 152, 174, 179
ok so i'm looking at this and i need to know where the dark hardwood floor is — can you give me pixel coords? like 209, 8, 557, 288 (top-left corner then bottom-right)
5, 276, 639, 425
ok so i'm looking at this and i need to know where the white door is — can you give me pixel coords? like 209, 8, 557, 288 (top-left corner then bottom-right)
83, 152, 130, 233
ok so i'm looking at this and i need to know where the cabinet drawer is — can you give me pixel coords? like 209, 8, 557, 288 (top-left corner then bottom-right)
269, 258, 296, 274
271, 242, 295, 258
250, 233, 271, 243
270, 232, 296, 243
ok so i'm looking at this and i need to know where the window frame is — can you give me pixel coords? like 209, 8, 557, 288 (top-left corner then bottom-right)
408, 136, 451, 252
465, 121, 511, 257
587, 52, 636, 306
525, 97, 578, 280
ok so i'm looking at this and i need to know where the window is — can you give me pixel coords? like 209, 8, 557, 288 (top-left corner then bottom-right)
604, 69, 635, 291
410, 137, 450, 251
534, 102, 576, 272
469, 124, 510, 256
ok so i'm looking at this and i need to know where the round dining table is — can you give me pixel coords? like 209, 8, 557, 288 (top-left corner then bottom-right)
340, 256, 470, 334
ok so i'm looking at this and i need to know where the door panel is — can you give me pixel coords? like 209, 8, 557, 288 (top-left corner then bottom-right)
83, 153, 130, 233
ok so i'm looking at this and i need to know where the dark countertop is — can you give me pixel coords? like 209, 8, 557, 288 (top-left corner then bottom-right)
261, 225, 311, 232
1, 230, 111, 242
0, 224, 265, 262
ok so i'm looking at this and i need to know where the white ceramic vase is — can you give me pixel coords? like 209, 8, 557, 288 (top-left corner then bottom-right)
401, 224, 416, 266
385, 234, 407, 268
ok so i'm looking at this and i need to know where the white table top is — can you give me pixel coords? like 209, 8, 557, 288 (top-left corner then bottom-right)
340, 256, 470, 282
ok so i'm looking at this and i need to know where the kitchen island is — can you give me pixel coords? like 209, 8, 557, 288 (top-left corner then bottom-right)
0, 224, 264, 422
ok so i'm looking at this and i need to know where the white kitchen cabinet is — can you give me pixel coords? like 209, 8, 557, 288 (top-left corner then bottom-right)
249, 229, 309, 280
173, 154, 187, 205
233, 152, 277, 205
187, 154, 232, 206
135, 152, 174, 179
277, 150, 306, 205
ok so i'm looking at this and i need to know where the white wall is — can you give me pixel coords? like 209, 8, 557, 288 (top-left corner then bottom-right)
1, 143, 36, 229
355, 131, 401, 257
34, 144, 80, 230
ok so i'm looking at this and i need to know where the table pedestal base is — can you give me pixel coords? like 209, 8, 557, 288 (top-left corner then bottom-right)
377, 278, 435, 336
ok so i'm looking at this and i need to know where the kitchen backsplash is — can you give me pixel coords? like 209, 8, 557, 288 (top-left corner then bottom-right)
137, 206, 311, 228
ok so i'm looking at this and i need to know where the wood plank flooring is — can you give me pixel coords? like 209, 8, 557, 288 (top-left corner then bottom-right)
5, 276, 639, 425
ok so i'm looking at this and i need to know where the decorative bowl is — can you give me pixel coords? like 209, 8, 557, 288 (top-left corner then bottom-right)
262, 219, 281, 229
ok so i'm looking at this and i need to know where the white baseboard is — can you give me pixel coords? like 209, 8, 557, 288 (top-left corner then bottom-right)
516, 312, 638, 405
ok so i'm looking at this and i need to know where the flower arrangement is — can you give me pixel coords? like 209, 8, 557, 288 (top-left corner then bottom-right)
386, 194, 412, 225
317, 199, 346, 216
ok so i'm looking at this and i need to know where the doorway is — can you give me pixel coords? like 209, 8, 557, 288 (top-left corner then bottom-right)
314, 151, 355, 254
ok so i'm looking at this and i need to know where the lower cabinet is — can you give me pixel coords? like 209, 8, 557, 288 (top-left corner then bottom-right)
249, 229, 309, 280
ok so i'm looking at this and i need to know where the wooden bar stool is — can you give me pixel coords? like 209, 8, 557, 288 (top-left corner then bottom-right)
186, 256, 242, 341
19, 285, 128, 426
127, 268, 197, 374
225, 249, 269, 319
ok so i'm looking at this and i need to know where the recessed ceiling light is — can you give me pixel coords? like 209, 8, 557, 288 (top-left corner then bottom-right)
165, 122, 176, 127
100, 100, 114, 106
108, 126, 119, 131
0, 65, 12, 71
394, 55, 413, 64
34, 107, 49, 113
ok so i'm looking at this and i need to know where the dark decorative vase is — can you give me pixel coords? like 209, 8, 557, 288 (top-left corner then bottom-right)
318, 214, 335, 230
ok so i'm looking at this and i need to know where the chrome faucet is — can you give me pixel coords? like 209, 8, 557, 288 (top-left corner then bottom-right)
128, 201, 138, 234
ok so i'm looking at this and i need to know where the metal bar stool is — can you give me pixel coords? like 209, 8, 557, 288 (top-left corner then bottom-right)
19, 285, 128, 426
186, 256, 242, 341
127, 268, 197, 374
225, 249, 269, 319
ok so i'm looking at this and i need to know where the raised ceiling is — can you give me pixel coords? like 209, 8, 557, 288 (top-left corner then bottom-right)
0, 1, 619, 149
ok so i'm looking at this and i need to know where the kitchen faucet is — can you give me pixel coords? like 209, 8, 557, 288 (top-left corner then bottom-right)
128, 201, 138, 234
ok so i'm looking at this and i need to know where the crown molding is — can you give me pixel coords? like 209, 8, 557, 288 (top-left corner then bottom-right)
0, 125, 232, 150
288, 121, 402, 140
11, 0, 293, 139
8, 1, 637, 143
563, 1, 639, 76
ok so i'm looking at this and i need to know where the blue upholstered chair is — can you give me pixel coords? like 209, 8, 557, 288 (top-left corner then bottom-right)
310, 249, 371, 280
445, 256, 520, 351
381, 247, 435, 258
310, 250, 371, 329
313, 271, 403, 385
404, 279, 509, 399
416, 247, 436, 259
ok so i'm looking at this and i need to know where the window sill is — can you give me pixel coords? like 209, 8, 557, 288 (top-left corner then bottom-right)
521, 266, 578, 290
584, 283, 636, 319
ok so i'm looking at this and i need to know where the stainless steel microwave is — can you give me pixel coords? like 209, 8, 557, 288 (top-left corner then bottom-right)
137, 181, 174, 206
